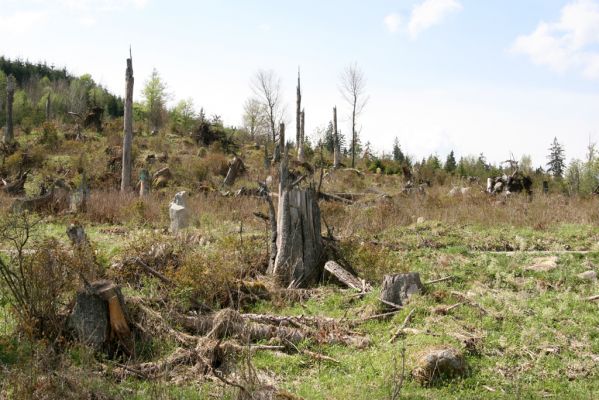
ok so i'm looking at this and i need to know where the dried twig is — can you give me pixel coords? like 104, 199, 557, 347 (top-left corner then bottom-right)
389, 309, 415, 343
425, 276, 454, 285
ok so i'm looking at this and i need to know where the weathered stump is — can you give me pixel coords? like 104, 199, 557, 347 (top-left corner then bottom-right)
223, 156, 245, 187
380, 273, 424, 308
269, 123, 323, 288
169, 191, 189, 234
67, 280, 133, 355
139, 168, 150, 197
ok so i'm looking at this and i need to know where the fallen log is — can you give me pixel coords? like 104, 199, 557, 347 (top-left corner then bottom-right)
318, 191, 354, 205
324, 261, 372, 292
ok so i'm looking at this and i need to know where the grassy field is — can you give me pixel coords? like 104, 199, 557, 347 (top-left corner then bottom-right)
1, 127, 599, 399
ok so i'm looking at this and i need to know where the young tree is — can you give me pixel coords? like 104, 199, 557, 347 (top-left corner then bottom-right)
333, 106, 341, 168
171, 98, 196, 133
242, 98, 266, 140
392, 137, 404, 163
3, 74, 15, 143
547, 137, 566, 178
142, 68, 168, 133
339, 62, 367, 168
251, 70, 284, 159
444, 150, 457, 173
121, 53, 134, 192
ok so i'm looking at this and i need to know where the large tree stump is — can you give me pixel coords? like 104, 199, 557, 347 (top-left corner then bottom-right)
270, 123, 323, 288
67, 280, 133, 355
380, 273, 424, 308
169, 191, 189, 234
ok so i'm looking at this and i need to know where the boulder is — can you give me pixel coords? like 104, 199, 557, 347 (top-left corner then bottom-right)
380, 272, 424, 308
412, 346, 467, 385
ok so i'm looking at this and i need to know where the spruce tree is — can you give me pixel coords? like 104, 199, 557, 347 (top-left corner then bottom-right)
392, 137, 404, 163
547, 137, 566, 178
445, 150, 457, 173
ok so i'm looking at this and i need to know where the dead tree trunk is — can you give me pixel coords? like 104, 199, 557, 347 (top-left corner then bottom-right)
298, 109, 306, 163
223, 156, 244, 187
4, 75, 15, 143
296, 68, 301, 154
333, 106, 340, 168
121, 51, 134, 192
270, 123, 323, 288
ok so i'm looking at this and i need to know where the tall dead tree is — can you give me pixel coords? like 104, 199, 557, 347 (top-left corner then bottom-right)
298, 109, 305, 163
340, 63, 367, 168
121, 50, 134, 192
4, 74, 15, 143
269, 122, 323, 288
296, 69, 302, 160
333, 106, 340, 168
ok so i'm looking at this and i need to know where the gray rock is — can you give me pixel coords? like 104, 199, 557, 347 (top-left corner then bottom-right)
380, 272, 424, 308
578, 270, 597, 281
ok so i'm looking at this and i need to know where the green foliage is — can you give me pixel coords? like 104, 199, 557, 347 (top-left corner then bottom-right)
142, 68, 169, 132
170, 98, 197, 134
444, 150, 456, 173
547, 137, 566, 178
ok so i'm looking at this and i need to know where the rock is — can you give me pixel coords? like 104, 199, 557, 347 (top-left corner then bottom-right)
169, 191, 189, 234
412, 346, 467, 385
578, 270, 597, 281
525, 256, 558, 272
380, 272, 424, 308
416, 217, 425, 225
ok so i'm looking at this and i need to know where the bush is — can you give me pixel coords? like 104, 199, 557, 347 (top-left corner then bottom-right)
39, 122, 60, 149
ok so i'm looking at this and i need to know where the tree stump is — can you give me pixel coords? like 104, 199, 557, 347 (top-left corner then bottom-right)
270, 123, 323, 288
67, 280, 133, 355
139, 168, 150, 197
223, 156, 244, 187
380, 273, 424, 308
169, 191, 189, 234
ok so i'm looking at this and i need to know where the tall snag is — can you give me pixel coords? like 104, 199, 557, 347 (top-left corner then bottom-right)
4, 74, 15, 143
269, 123, 323, 288
121, 50, 134, 192
333, 106, 340, 168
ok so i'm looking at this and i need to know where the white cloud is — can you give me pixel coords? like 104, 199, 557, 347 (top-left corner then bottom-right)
60, 0, 148, 12
384, 13, 402, 33
0, 11, 47, 34
512, 0, 599, 79
408, 0, 462, 38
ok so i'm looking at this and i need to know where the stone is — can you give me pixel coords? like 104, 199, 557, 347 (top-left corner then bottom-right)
412, 346, 467, 385
169, 191, 189, 234
416, 217, 425, 225
380, 272, 424, 308
578, 270, 597, 281
525, 257, 558, 272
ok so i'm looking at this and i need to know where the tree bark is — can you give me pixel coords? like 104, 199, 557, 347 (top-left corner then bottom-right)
298, 109, 305, 163
4, 75, 15, 143
324, 261, 370, 291
121, 54, 134, 192
333, 106, 340, 168
271, 123, 323, 288
139, 168, 150, 197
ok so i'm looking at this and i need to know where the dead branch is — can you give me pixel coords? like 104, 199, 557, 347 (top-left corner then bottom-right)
389, 309, 416, 343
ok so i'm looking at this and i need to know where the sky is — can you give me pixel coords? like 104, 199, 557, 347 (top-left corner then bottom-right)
1, 0, 599, 167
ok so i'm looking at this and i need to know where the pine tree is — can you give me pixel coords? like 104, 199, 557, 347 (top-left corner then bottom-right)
547, 137, 566, 178
444, 150, 457, 173
392, 137, 404, 163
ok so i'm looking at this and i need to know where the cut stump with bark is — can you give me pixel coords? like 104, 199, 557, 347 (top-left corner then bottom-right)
380, 273, 424, 309
223, 156, 245, 187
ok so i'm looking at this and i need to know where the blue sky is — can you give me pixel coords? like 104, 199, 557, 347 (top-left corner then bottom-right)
2, 0, 599, 167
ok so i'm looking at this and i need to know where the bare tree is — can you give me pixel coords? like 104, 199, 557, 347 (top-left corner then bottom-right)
339, 62, 368, 168
251, 70, 284, 161
242, 98, 267, 141
121, 51, 134, 192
